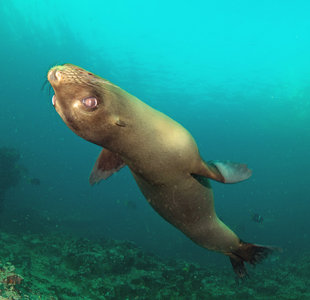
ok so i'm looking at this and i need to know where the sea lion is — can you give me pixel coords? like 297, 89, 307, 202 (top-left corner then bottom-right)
47, 64, 275, 278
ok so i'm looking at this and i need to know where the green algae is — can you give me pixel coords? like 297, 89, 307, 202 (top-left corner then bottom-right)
0, 230, 309, 299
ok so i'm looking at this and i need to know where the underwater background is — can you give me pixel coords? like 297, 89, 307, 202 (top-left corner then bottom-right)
0, 0, 309, 298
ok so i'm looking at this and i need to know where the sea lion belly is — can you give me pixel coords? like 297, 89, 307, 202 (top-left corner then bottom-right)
132, 170, 215, 234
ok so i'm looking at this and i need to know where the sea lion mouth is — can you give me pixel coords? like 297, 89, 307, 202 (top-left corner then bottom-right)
52, 95, 56, 106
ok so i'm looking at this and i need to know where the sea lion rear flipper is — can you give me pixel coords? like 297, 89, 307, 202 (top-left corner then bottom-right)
89, 148, 126, 185
194, 160, 252, 183
227, 241, 280, 279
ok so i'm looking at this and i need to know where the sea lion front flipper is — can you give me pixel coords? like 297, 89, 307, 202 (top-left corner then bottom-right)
89, 148, 126, 185
194, 160, 252, 183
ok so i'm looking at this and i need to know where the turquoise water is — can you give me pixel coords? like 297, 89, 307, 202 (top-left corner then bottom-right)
0, 0, 309, 297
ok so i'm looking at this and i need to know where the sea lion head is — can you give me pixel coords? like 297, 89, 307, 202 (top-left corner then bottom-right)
47, 64, 125, 146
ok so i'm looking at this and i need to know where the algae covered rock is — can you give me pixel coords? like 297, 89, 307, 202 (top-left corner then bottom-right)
0, 230, 309, 299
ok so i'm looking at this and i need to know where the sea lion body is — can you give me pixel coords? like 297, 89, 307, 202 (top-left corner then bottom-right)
48, 64, 275, 277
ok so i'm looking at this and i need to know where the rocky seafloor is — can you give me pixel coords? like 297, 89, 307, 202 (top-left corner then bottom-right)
0, 230, 308, 300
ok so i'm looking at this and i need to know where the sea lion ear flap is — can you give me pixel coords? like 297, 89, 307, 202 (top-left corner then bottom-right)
193, 160, 252, 184
89, 148, 126, 185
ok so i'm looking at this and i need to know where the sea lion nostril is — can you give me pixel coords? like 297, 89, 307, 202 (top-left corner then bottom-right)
55, 70, 61, 81
48, 69, 58, 82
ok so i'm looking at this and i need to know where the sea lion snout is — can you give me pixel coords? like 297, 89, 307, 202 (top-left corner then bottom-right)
47, 68, 58, 82
47, 67, 66, 86
48, 64, 102, 87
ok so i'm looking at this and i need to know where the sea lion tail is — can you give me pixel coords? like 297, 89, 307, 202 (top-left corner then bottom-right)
227, 241, 280, 279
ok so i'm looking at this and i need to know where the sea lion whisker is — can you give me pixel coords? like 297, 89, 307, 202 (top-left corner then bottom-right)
41, 79, 54, 96
41, 79, 50, 92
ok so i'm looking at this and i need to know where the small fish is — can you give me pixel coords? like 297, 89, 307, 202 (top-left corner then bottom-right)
251, 213, 263, 224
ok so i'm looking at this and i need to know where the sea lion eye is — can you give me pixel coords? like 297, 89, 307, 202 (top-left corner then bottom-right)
82, 97, 98, 108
